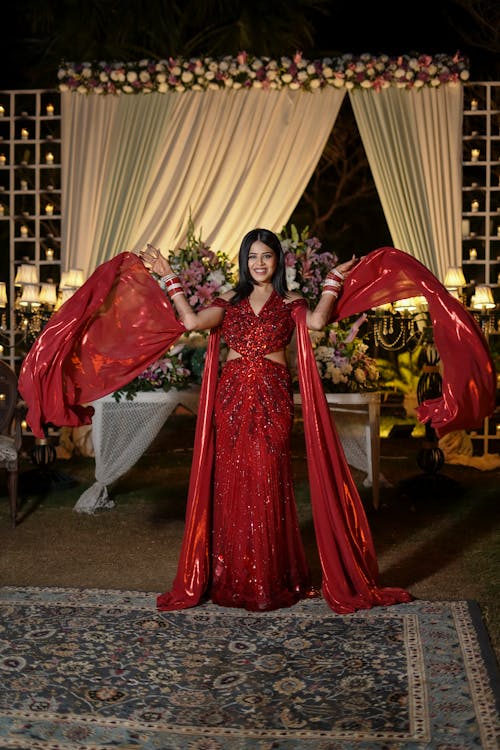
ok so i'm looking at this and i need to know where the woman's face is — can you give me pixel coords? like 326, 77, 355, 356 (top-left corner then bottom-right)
247, 240, 277, 285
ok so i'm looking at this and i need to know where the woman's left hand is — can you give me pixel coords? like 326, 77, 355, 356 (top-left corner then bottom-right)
335, 254, 359, 278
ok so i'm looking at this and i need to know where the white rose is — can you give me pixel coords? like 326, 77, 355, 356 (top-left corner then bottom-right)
253, 80, 263, 88
289, 82, 300, 89
297, 70, 308, 81
281, 73, 293, 83
175, 85, 185, 92
286, 267, 300, 290
208, 82, 219, 90
345, 81, 354, 90
122, 85, 134, 93
360, 80, 373, 89
82, 67, 92, 79
99, 72, 109, 82
127, 71, 138, 83
94, 86, 104, 94
77, 85, 87, 94
158, 83, 168, 93
156, 73, 166, 83
139, 71, 151, 83
58, 84, 69, 92
323, 66, 333, 78
310, 78, 321, 89
181, 71, 194, 83
171, 66, 181, 76
205, 71, 215, 80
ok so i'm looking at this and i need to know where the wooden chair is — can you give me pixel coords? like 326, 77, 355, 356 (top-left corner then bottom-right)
0, 361, 22, 527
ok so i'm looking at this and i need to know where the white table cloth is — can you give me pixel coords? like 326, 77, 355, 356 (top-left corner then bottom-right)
75, 387, 381, 513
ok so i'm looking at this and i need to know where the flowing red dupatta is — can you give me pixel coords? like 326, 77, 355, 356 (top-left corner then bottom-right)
18, 247, 496, 613
19, 252, 185, 438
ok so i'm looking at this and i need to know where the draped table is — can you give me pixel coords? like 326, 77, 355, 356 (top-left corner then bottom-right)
75, 387, 381, 513
74, 387, 201, 513
294, 391, 382, 509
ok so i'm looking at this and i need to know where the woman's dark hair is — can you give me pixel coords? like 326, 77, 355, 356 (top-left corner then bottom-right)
231, 228, 289, 304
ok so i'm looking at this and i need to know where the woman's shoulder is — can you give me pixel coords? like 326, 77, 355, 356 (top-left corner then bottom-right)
284, 292, 307, 307
209, 290, 236, 308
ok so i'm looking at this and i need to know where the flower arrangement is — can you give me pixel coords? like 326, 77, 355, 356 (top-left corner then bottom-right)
58, 52, 469, 96
280, 224, 337, 306
166, 221, 234, 310
112, 344, 191, 401
310, 315, 380, 393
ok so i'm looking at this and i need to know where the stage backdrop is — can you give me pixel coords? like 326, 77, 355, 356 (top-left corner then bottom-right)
59, 54, 466, 282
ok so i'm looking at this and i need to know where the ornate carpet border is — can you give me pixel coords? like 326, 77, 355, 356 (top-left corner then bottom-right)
0, 587, 498, 750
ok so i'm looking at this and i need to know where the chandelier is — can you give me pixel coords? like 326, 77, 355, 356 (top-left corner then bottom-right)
0, 263, 85, 355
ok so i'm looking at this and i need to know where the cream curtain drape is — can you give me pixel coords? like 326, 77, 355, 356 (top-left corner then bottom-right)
349, 85, 463, 282
61, 87, 346, 276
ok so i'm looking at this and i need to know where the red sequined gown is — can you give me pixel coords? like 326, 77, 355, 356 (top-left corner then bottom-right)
209, 292, 311, 610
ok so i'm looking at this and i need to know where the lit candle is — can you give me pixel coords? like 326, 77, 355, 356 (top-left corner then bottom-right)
0, 344, 3, 355
0, 106, 4, 117
20, 225, 28, 238
20, 179, 28, 191
471, 98, 478, 111
45, 203, 54, 216
497, 226, 500, 238
45, 152, 54, 164
471, 200, 479, 212
462, 219, 470, 237
0, 393, 5, 401
471, 148, 480, 162
0, 154, 5, 165
46, 103, 54, 116
469, 248, 477, 260
21, 128, 29, 140
45, 248, 54, 261
0, 204, 4, 216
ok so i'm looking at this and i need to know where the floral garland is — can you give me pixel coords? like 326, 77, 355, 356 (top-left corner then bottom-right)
310, 316, 380, 393
58, 52, 469, 95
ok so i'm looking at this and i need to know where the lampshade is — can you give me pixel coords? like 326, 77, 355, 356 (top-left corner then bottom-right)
472, 285, 495, 310
68, 268, 84, 288
394, 297, 417, 312
19, 284, 41, 306
60, 268, 84, 290
38, 282, 57, 306
444, 266, 466, 289
14, 263, 39, 286
0, 282, 7, 307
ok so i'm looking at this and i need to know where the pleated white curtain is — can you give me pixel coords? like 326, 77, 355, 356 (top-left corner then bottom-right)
349, 85, 463, 282
61, 87, 345, 276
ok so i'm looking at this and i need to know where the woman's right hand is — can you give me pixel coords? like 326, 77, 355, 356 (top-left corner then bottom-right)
138, 244, 172, 277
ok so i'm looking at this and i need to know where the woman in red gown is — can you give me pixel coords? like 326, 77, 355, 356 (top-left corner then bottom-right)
139, 229, 411, 613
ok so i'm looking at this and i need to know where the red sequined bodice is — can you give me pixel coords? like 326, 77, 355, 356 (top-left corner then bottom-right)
213, 291, 306, 356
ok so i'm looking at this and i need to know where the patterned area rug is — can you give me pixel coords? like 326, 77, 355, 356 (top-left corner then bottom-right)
0, 588, 498, 750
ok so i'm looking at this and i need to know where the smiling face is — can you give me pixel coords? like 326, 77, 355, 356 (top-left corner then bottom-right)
247, 240, 277, 286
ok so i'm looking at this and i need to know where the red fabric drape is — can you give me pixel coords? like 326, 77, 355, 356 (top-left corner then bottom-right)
19, 252, 185, 438
331, 247, 496, 435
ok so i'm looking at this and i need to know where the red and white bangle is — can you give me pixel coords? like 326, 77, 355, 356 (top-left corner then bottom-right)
164, 275, 184, 300
330, 268, 344, 281
322, 278, 341, 296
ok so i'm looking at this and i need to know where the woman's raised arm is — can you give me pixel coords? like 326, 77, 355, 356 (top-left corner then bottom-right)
138, 244, 225, 331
